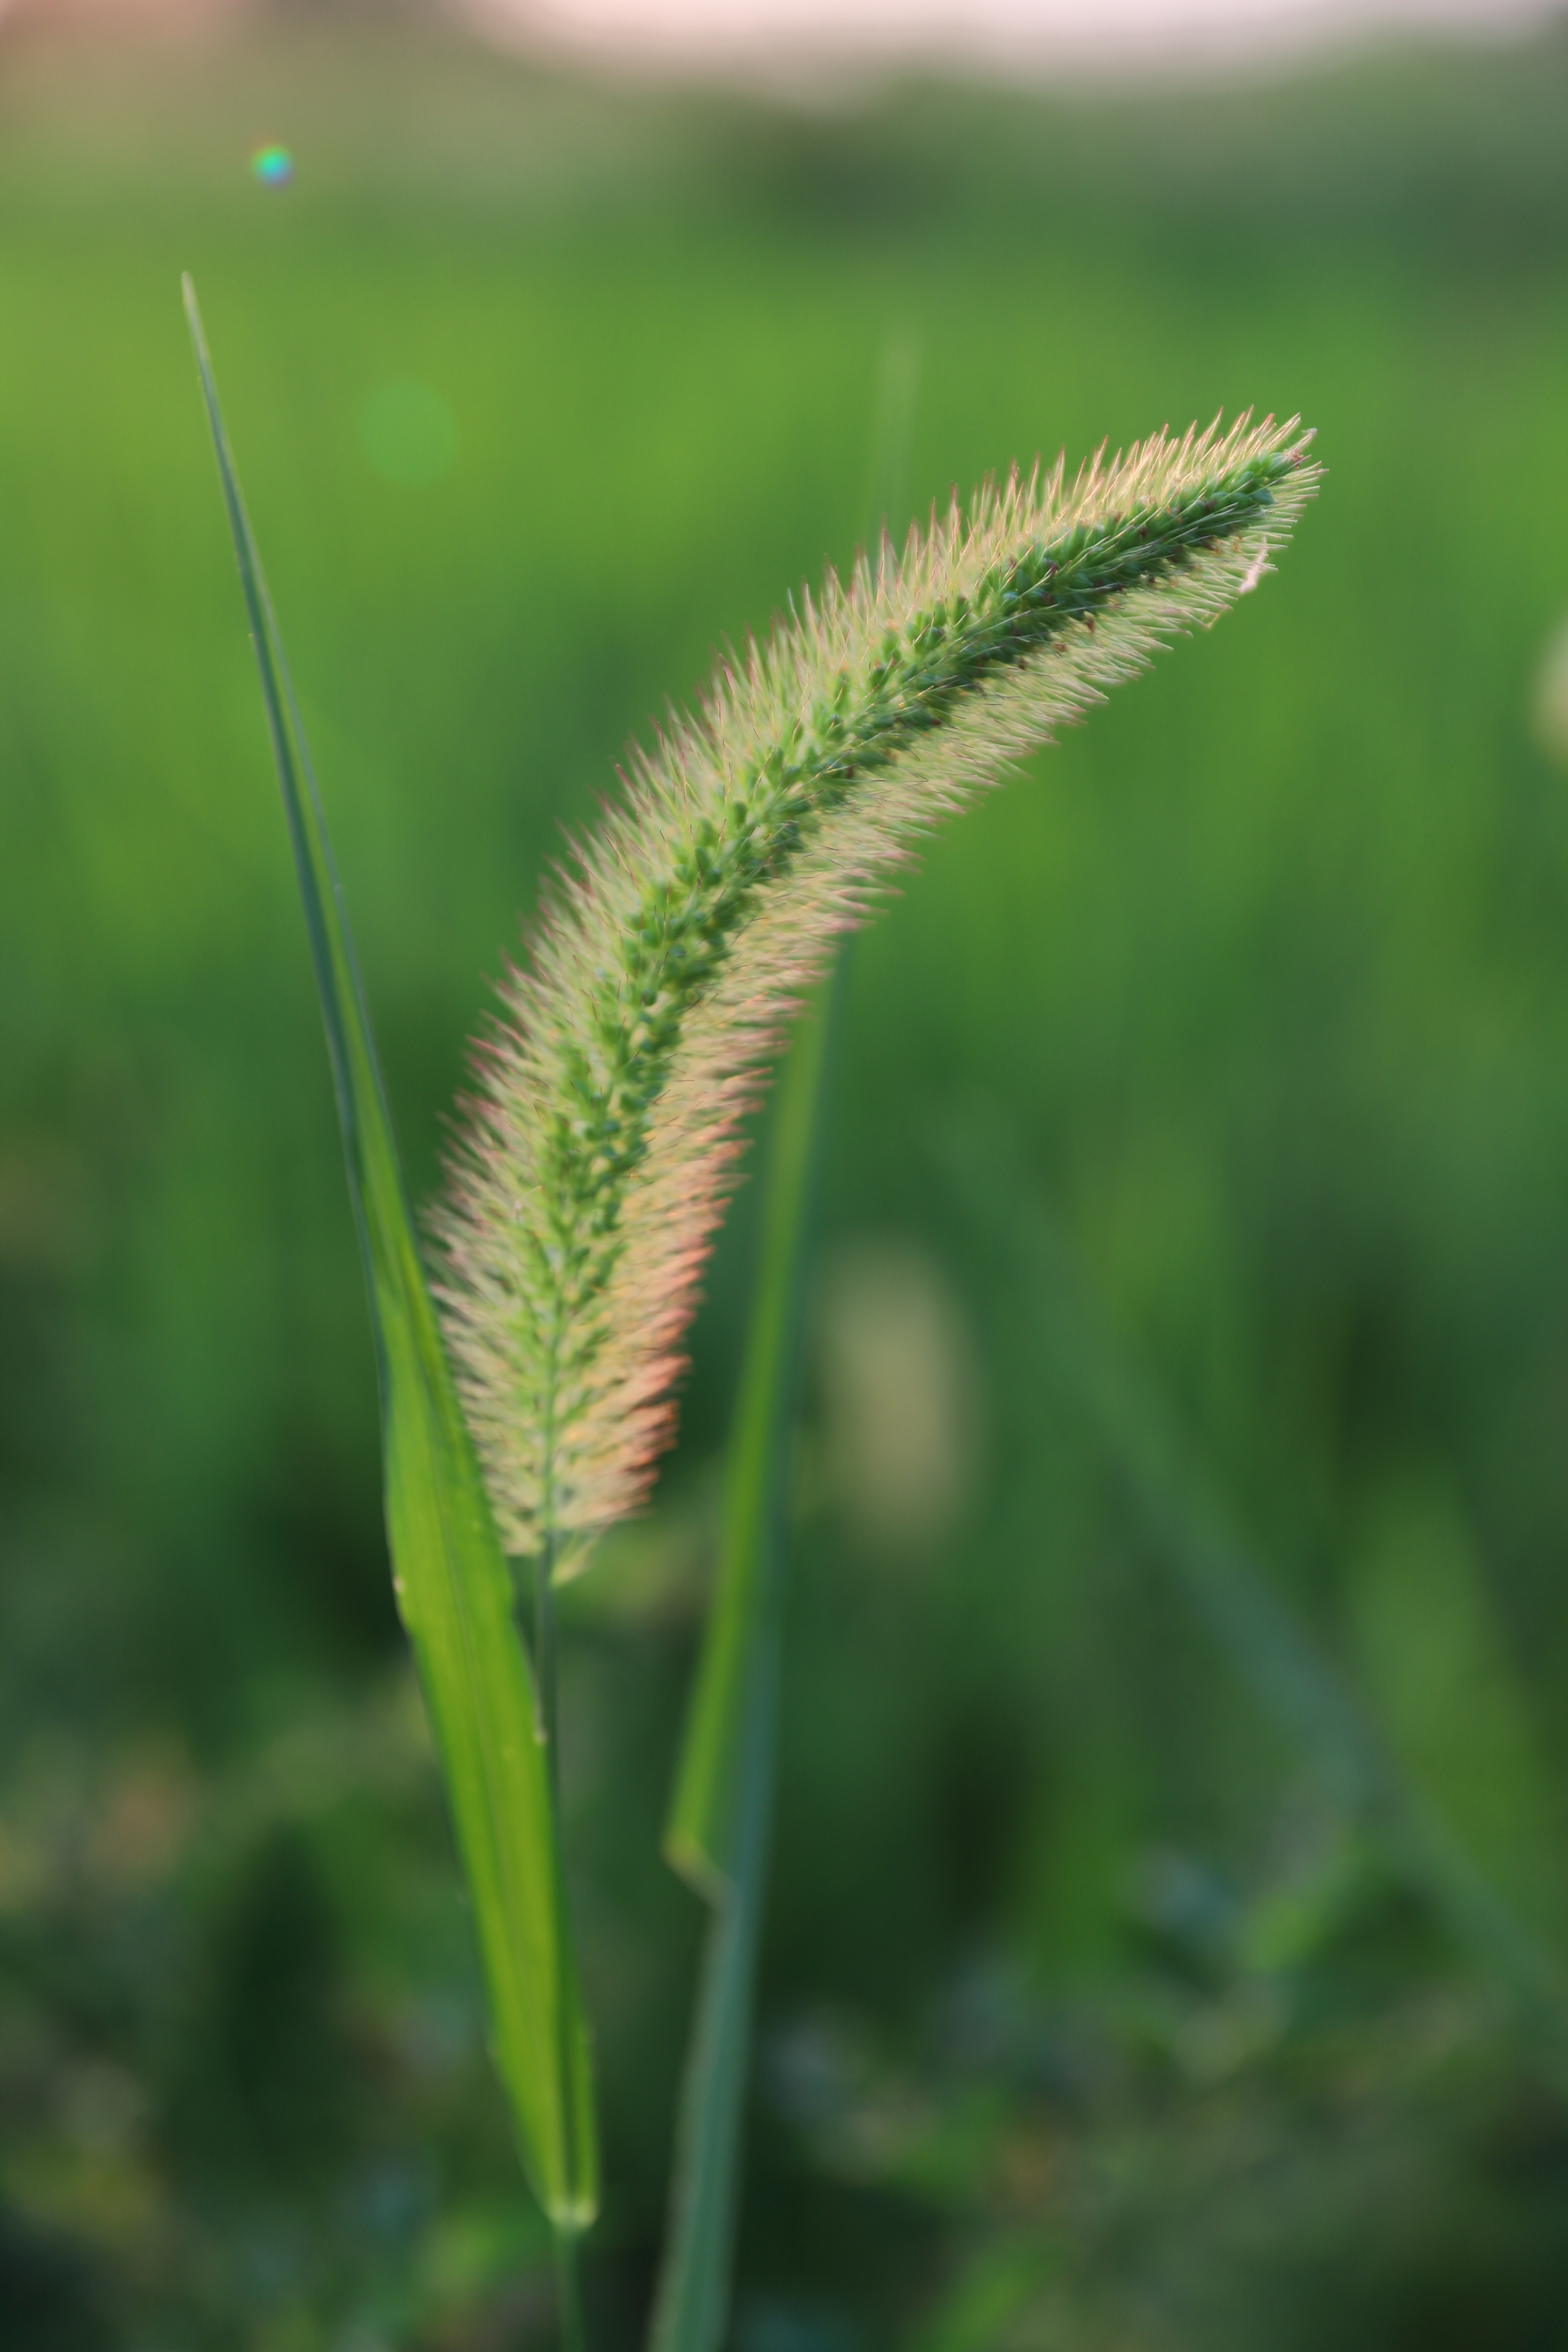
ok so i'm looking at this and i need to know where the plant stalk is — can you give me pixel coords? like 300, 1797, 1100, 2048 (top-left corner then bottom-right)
537, 1521, 589, 2346
536, 1536, 563, 1799
554, 2220, 588, 2352
651, 336, 917, 2352
649, 957, 847, 2352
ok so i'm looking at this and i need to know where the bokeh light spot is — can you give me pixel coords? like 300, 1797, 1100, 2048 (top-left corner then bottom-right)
1533, 615, 1568, 767
250, 144, 294, 188
358, 380, 460, 490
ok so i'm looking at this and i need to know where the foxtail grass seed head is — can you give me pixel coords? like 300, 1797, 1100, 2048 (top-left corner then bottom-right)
436, 414, 1318, 1562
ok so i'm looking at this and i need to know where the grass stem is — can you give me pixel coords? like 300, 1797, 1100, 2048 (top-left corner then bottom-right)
651, 337, 915, 2349
536, 1535, 562, 1802
537, 1523, 591, 2312
651, 960, 847, 2352
553, 2222, 588, 2352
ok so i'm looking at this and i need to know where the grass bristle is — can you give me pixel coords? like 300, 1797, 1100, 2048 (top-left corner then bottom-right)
434, 413, 1318, 1560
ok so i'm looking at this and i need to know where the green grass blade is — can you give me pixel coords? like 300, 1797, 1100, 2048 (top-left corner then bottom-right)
649, 1614, 782, 2352
182, 277, 597, 2226
665, 325, 920, 1898
936, 1112, 1568, 2038
653, 339, 921, 2351
651, 980, 839, 2352
665, 975, 841, 1894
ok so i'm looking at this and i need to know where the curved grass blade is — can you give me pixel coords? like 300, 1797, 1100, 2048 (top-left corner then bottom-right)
182, 277, 597, 2226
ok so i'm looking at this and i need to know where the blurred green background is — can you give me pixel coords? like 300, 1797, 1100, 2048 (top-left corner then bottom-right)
5, 11, 1568, 2346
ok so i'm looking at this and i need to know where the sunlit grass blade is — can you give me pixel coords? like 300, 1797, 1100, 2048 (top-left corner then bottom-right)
936, 1111, 1568, 2042
182, 277, 598, 2228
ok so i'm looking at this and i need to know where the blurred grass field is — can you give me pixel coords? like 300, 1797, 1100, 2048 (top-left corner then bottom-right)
5, 13, 1568, 2347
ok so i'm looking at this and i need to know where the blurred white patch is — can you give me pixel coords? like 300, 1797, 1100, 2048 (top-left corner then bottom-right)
816, 1239, 983, 1553
1532, 613, 1568, 768
1237, 534, 1269, 593
459, 0, 1563, 84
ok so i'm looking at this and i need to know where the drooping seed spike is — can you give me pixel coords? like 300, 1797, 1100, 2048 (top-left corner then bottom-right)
435, 414, 1319, 1560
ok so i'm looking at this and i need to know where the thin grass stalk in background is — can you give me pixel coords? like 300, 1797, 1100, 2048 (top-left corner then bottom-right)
649, 984, 841, 2352
651, 341, 925, 2352
665, 329, 924, 1896
936, 1113, 1568, 2059
661, 969, 847, 1898
182, 281, 599, 2246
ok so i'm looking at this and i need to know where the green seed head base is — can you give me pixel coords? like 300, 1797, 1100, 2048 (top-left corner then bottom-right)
435, 413, 1318, 1562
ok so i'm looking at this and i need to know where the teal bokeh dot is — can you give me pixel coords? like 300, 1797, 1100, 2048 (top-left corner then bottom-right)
250, 144, 294, 187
